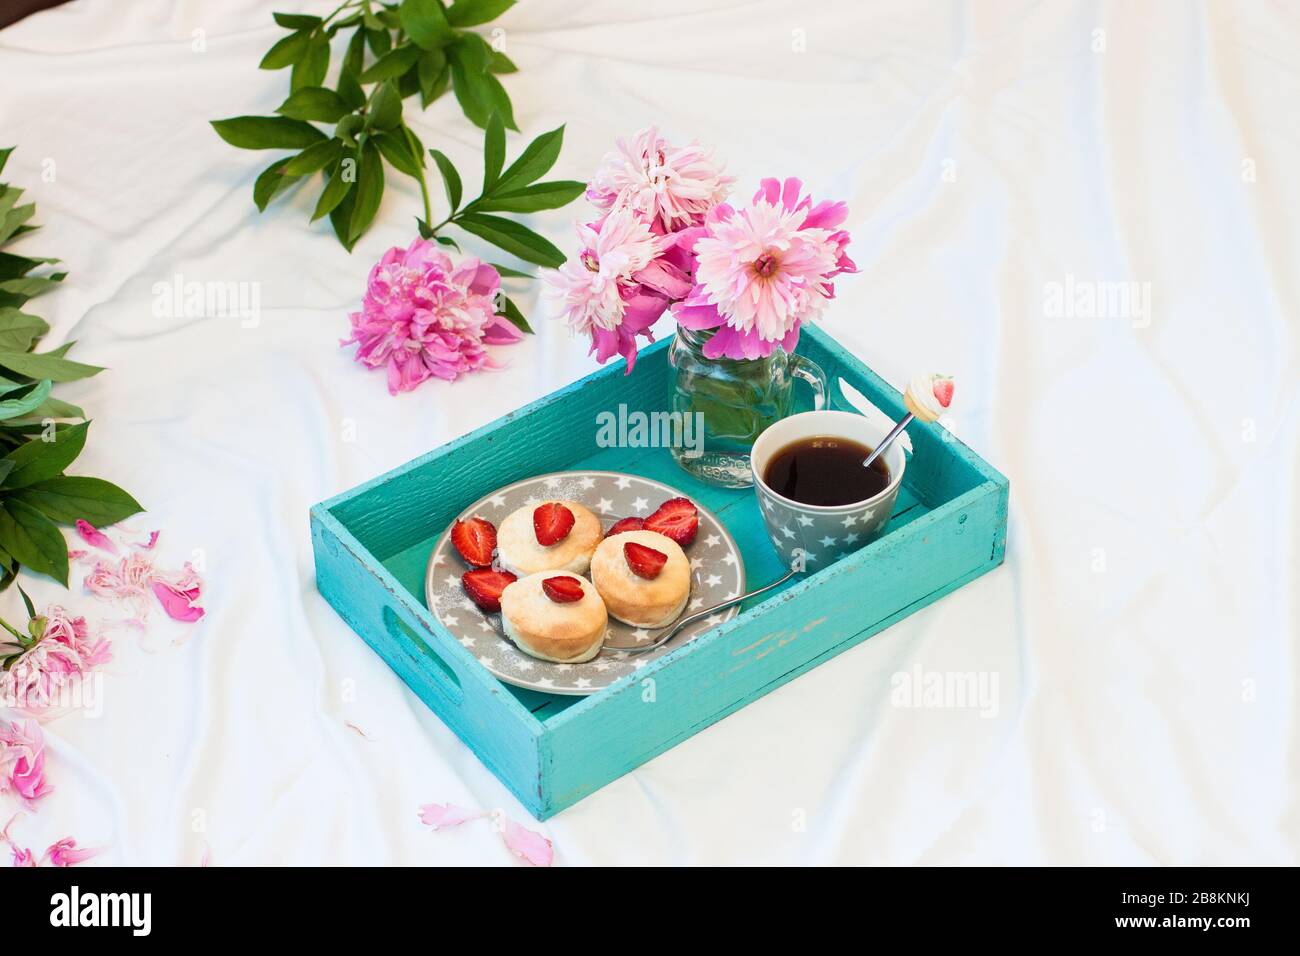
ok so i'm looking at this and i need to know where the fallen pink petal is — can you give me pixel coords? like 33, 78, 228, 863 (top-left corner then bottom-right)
498, 814, 554, 867
75, 520, 118, 554
417, 802, 488, 829
150, 562, 205, 622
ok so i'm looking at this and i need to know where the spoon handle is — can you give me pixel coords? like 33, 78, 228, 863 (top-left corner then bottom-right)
603, 566, 801, 656
863, 412, 913, 468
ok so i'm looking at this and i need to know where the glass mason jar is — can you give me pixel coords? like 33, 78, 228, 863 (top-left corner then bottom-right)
668, 326, 826, 487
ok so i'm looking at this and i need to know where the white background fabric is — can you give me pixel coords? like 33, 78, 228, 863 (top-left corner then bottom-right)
0, 0, 1295, 865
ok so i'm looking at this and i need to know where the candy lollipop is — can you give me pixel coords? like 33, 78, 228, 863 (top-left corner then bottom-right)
863, 373, 954, 468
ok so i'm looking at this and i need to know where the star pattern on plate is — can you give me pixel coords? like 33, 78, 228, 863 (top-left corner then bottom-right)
428, 472, 744, 696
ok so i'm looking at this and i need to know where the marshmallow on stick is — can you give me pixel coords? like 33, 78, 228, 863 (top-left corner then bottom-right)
903, 373, 954, 423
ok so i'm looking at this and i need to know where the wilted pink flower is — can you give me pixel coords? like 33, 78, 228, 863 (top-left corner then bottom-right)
542, 208, 671, 371
587, 127, 733, 230
84, 551, 204, 624
0, 607, 110, 719
673, 177, 856, 360
342, 238, 523, 394
0, 721, 52, 805
42, 837, 100, 867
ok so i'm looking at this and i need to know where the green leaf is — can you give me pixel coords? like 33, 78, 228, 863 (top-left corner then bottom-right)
454, 213, 565, 267
334, 114, 364, 146
0, 147, 12, 177
10, 476, 143, 526
0, 350, 102, 382
373, 131, 422, 180
0, 380, 51, 421
483, 111, 505, 193
359, 43, 423, 82
329, 185, 357, 250
2, 394, 83, 424
313, 151, 357, 221
364, 25, 391, 56
2, 420, 89, 487
400, 0, 454, 50
489, 50, 518, 73
447, 0, 515, 27
347, 140, 385, 243
0, 253, 58, 282
260, 30, 310, 70
488, 262, 534, 279
211, 116, 326, 150
0, 274, 65, 303
342, 26, 366, 77
337, 62, 366, 111
417, 49, 449, 105
281, 137, 343, 177
291, 33, 330, 91
277, 87, 350, 123
429, 149, 462, 212
254, 159, 300, 211
481, 73, 516, 130
449, 58, 492, 128
367, 81, 403, 131
0, 308, 49, 351
499, 295, 532, 333
274, 12, 322, 29
472, 180, 585, 213
16, 580, 34, 619
0, 501, 68, 586
450, 31, 491, 72
0, 204, 35, 245
494, 124, 564, 193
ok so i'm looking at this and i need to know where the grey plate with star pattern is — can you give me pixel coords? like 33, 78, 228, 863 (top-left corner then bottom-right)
425, 471, 745, 696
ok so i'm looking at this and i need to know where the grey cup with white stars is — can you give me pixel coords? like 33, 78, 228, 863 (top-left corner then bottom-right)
750, 411, 906, 568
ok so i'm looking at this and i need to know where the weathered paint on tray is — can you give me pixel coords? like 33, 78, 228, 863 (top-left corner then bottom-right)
310, 324, 1009, 819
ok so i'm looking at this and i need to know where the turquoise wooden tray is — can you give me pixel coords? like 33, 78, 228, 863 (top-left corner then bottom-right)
310, 325, 1009, 819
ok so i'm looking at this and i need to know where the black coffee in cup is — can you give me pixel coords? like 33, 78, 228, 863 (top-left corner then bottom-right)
763, 435, 890, 506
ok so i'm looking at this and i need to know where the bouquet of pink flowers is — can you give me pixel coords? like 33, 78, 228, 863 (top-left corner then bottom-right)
543, 128, 856, 370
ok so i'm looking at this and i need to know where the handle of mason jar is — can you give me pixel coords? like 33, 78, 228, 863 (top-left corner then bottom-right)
790, 354, 827, 411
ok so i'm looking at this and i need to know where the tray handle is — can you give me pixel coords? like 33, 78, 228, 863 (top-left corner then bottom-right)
381, 605, 465, 707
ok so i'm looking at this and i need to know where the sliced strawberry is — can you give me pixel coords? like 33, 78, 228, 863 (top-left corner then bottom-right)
624, 541, 668, 580
541, 575, 585, 604
605, 516, 646, 537
533, 502, 575, 546
461, 569, 516, 613
643, 496, 699, 547
450, 516, 496, 568
932, 375, 954, 408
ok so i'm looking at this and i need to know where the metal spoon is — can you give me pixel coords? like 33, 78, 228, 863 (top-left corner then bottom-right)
862, 412, 913, 469
603, 564, 802, 656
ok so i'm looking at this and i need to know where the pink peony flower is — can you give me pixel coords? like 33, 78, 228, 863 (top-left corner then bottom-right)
0, 607, 110, 718
342, 238, 523, 394
587, 127, 733, 230
542, 208, 673, 371
673, 177, 857, 360
0, 720, 52, 805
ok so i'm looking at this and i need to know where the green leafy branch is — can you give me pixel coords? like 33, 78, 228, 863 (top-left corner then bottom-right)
210, 0, 581, 280
0, 148, 142, 590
